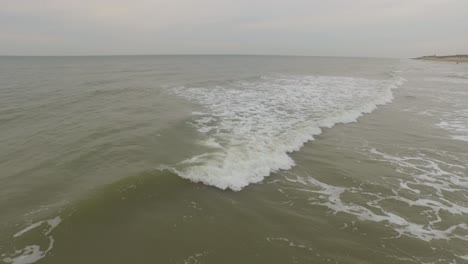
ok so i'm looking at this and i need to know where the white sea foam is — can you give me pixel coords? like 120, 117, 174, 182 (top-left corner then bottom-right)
272, 136, 468, 246
421, 71, 468, 143
182, 251, 208, 264
3, 217, 61, 264
2, 239, 55, 264
284, 169, 468, 243
165, 74, 405, 190
266, 237, 314, 251
365, 148, 468, 240
436, 113, 468, 142
428, 77, 468, 85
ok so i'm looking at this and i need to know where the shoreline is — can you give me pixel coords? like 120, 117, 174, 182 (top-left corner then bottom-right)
415, 55, 468, 63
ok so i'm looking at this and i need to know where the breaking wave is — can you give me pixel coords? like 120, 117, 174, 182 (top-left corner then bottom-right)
163, 74, 406, 190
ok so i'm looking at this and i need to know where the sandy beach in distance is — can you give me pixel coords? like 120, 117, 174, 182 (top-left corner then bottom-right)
415, 55, 468, 62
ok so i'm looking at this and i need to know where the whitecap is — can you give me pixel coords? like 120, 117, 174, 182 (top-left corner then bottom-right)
164, 74, 406, 190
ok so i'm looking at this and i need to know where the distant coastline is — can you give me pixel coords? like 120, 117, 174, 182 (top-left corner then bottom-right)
414, 54, 468, 62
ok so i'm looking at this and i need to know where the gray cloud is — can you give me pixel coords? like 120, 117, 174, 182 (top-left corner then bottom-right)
1, 0, 467, 57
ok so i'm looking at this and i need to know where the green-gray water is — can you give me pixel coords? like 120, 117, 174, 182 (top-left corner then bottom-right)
0, 56, 467, 263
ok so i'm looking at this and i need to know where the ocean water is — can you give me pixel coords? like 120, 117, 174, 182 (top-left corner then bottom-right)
0, 56, 467, 264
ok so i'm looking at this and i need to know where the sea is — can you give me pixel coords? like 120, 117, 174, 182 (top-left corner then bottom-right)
0, 55, 467, 264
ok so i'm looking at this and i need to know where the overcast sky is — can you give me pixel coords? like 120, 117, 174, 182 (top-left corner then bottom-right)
1, 0, 468, 58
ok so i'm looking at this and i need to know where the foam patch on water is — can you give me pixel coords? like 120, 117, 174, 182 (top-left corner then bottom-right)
368, 148, 468, 195
284, 170, 468, 243
266, 237, 314, 251
3, 217, 61, 264
182, 251, 208, 264
436, 112, 468, 142
273, 139, 468, 246
428, 77, 468, 85
419, 70, 468, 143
164, 74, 405, 190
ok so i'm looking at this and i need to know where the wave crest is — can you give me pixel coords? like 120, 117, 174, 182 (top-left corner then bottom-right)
162, 74, 406, 191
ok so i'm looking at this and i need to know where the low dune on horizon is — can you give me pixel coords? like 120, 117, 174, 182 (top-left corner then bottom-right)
415, 54, 468, 62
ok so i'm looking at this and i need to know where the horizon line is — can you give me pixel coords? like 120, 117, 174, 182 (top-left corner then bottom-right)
0, 54, 405, 59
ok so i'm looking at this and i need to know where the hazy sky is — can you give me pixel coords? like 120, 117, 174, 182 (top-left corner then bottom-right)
2, 0, 468, 57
